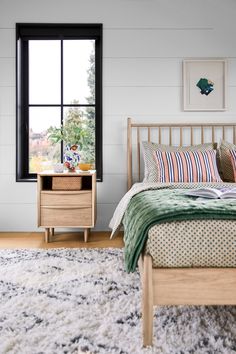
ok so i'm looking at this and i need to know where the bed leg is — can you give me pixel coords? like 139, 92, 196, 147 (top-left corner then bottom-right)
142, 254, 153, 347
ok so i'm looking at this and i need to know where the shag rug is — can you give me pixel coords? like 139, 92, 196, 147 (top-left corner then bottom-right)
1, 248, 236, 354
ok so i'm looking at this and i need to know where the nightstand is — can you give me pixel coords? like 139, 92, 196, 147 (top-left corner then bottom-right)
37, 171, 96, 243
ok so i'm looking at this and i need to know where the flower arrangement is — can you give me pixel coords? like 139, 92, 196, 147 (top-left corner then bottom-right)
47, 113, 95, 172
47, 121, 89, 172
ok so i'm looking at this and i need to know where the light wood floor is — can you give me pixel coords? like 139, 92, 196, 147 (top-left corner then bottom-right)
0, 231, 124, 249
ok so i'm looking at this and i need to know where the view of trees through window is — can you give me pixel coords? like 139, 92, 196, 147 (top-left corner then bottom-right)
28, 39, 95, 173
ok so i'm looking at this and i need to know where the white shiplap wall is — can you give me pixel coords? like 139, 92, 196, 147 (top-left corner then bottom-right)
0, 0, 236, 231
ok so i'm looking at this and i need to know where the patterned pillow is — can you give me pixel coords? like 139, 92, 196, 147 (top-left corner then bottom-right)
219, 140, 236, 182
229, 149, 236, 182
142, 141, 216, 183
153, 149, 222, 183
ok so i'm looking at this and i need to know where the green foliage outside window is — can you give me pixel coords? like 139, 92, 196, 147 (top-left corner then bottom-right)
47, 44, 95, 164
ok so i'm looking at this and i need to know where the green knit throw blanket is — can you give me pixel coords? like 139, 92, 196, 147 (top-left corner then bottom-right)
123, 189, 236, 272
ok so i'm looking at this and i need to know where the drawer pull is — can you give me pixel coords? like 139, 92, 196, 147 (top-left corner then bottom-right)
41, 191, 90, 195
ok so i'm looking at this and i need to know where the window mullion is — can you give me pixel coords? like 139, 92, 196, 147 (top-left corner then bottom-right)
60, 39, 64, 163
24, 40, 30, 177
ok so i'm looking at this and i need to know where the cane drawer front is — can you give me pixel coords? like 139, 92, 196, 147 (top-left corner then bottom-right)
41, 191, 92, 206
40, 206, 92, 227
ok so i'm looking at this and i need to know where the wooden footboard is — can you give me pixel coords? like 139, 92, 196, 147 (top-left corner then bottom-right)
139, 254, 236, 347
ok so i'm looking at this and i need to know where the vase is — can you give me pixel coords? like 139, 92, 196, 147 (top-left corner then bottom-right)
64, 144, 80, 172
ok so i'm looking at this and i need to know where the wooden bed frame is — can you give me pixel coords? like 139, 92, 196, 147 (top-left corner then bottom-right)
127, 117, 236, 346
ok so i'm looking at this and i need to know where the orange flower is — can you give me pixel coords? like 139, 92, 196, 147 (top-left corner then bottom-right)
70, 144, 78, 151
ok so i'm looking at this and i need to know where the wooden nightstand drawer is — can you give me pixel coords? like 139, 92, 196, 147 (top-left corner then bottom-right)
41, 206, 92, 227
41, 191, 92, 206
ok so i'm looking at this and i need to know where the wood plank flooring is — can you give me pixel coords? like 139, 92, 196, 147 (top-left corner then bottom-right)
0, 231, 124, 249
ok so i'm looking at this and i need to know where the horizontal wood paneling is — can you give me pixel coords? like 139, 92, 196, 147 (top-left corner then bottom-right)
104, 58, 182, 87
0, 0, 236, 231
0, 0, 230, 28
104, 29, 236, 58
0, 115, 15, 145
104, 58, 236, 87
104, 87, 181, 115
97, 174, 127, 204
95, 203, 117, 231
0, 146, 15, 174
0, 174, 37, 204
228, 59, 236, 86
103, 114, 236, 146
0, 87, 15, 115
103, 116, 127, 145
103, 145, 126, 174
0, 58, 15, 86
0, 29, 15, 57
0, 204, 38, 230
104, 87, 236, 115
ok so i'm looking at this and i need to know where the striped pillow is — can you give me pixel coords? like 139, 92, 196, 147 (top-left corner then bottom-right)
142, 141, 216, 183
229, 149, 236, 182
154, 149, 222, 183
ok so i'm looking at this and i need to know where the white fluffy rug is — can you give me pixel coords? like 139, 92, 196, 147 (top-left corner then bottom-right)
1, 248, 236, 354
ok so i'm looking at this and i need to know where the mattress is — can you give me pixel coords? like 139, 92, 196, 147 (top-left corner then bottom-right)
145, 219, 236, 268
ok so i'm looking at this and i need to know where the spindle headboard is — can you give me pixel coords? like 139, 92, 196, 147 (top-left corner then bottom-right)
127, 117, 236, 190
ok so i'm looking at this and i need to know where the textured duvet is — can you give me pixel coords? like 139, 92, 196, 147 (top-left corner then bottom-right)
110, 182, 236, 272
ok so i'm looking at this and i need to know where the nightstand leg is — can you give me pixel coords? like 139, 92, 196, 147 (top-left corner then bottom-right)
45, 228, 50, 243
84, 228, 90, 243
50, 228, 54, 237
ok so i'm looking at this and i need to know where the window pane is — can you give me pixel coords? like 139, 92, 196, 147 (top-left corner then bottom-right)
29, 107, 61, 173
63, 106, 95, 164
63, 40, 95, 105
29, 40, 61, 104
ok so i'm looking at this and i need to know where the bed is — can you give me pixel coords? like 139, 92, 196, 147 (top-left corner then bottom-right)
110, 117, 236, 346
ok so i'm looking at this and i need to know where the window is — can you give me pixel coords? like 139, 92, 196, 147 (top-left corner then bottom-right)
16, 24, 102, 181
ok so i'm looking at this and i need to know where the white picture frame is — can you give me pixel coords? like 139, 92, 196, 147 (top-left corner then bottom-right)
183, 59, 227, 111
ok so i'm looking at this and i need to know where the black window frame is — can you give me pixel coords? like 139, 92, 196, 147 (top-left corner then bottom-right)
16, 23, 103, 182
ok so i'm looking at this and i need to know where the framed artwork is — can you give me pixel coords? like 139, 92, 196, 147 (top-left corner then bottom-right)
183, 59, 227, 111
